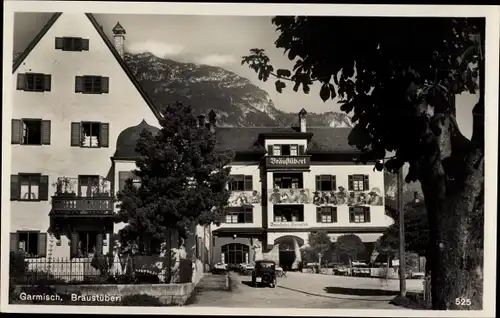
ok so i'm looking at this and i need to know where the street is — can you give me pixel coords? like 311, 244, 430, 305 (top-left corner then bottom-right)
186, 271, 424, 309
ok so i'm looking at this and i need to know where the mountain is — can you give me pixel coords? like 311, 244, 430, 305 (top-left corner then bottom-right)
123, 52, 353, 128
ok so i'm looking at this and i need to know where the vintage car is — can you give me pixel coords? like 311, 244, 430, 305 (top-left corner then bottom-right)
251, 260, 277, 288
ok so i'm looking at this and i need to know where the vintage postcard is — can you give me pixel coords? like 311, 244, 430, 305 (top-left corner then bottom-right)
1, 1, 498, 317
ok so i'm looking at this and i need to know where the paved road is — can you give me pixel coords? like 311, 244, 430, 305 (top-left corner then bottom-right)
187, 271, 422, 309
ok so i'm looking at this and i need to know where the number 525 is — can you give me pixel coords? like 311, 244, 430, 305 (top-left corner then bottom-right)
455, 298, 471, 306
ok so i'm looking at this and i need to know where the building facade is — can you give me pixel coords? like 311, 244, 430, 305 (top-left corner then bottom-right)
210, 110, 393, 269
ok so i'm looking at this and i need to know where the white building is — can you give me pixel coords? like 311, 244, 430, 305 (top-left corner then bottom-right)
209, 109, 393, 269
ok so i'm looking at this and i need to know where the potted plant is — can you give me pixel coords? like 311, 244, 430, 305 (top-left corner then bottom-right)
52, 177, 76, 197
92, 178, 111, 198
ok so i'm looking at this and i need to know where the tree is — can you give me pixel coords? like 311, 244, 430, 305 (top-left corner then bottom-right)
116, 102, 234, 277
335, 234, 367, 269
308, 231, 332, 267
242, 17, 484, 310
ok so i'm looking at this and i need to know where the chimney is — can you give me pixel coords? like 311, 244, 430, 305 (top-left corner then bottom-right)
208, 109, 217, 133
298, 108, 307, 132
112, 22, 127, 58
198, 115, 206, 128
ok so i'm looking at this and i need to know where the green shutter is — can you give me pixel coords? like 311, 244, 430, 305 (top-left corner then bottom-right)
100, 123, 109, 147
39, 175, 49, 201
365, 207, 371, 223
299, 145, 305, 155
81, 39, 89, 51
246, 208, 253, 223
16, 74, 26, 90
363, 175, 370, 191
315, 176, 321, 191
11, 119, 23, 144
70, 122, 81, 146
43, 74, 51, 91
11, 175, 20, 200
332, 207, 338, 223
55, 37, 64, 49
118, 171, 131, 191
100, 77, 109, 93
70, 232, 79, 258
348, 175, 354, 191
267, 145, 273, 155
38, 233, 47, 257
75, 76, 84, 93
41, 120, 51, 145
331, 176, 336, 190
244, 175, 253, 191
96, 233, 103, 255
316, 207, 322, 223
349, 207, 355, 223
10, 233, 19, 251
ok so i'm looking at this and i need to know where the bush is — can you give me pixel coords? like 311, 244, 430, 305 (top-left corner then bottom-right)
121, 294, 163, 306
179, 259, 193, 283
10, 251, 28, 282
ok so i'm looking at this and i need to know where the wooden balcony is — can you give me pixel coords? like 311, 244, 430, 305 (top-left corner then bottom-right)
49, 195, 115, 217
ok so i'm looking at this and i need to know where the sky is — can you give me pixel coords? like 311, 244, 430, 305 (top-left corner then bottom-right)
12, 12, 478, 139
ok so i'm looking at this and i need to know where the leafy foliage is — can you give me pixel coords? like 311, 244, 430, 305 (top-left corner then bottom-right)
308, 231, 332, 257
242, 17, 483, 178
116, 102, 234, 253
335, 234, 367, 263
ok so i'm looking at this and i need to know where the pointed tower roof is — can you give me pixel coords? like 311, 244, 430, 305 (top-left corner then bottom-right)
112, 21, 126, 35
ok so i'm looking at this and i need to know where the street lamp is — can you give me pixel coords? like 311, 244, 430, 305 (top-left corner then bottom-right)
397, 168, 407, 297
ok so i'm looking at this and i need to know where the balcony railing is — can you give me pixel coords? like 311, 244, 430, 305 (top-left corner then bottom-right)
268, 188, 311, 204
50, 196, 114, 217
312, 188, 384, 206
228, 190, 261, 206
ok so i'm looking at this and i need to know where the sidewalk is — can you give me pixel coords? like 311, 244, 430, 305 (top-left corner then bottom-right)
277, 271, 423, 301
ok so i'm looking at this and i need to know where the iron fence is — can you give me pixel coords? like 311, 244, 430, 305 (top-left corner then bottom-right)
21, 256, 193, 284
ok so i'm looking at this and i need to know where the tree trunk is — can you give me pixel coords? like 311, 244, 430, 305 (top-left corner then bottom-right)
318, 253, 322, 269
419, 142, 484, 310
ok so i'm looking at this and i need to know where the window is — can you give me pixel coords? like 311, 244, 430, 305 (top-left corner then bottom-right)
55, 37, 89, 51
316, 175, 336, 191
75, 76, 109, 94
224, 206, 253, 224
78, 175, 100, 197
273, 173, 303, 189
268, 144, 304, 156
16, 73, 51, 92
348, 174, 369, 191
349, 207, 371, 223
119, 171, 141, 192
71, 122, 109, 148
11, 174, 49, 201
316, 207, 337, 223
72, 232, 101, 257
11, 119, 51, 145
273, 205, 304, 222
221, 243, 250, 265
228, 175, 252, 191
10, 232, 47, 258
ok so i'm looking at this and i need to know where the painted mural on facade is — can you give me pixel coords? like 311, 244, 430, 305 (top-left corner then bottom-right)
268, 188, 311, 204
312, 186, 383, 206
229, 190, 261, 206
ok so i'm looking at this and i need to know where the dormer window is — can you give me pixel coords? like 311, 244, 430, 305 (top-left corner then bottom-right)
55, 37, 89, 51
268, 144, 305, 156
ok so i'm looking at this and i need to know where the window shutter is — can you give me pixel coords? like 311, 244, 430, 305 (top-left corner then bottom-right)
100, 77, 109, 93
96, 233, 104, 255
100, 123, 110, 147
16, 74, 26, 90
10, 233, 19, 252
299, 145, 305, 155
41, 120, 51, 145
81, 39, 90, 51
118, 171, 131, 191
365, 207, 371, 222
244, 175, 253, 191
349, 207, 355, 223
348, 175, 354, 191
246, 209, 253, 223
316, 207, 322, 223
39, 175, 49, 201
267, 145, 273, 155
363, 175, 370, 191
331, 176, 336, 190
55, 37, 64, 49
70, 232, 79, 258
43, 74, 51, 91
75, 76, 84, 93
11, 175, 20, 200
315, 176, 321, 191
11, 119, 23, 144
70, 122, 81, 146
38, 233, 48, 257
333, 208, 338, 223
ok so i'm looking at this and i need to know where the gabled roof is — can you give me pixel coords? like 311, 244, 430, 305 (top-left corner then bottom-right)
12, 12, 162, 120
214, 127, 359, 154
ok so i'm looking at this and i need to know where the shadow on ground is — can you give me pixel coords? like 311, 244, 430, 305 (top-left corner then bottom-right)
324, 286, 399, 296
241, 280, 275, 288
389, 293, 431, 310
